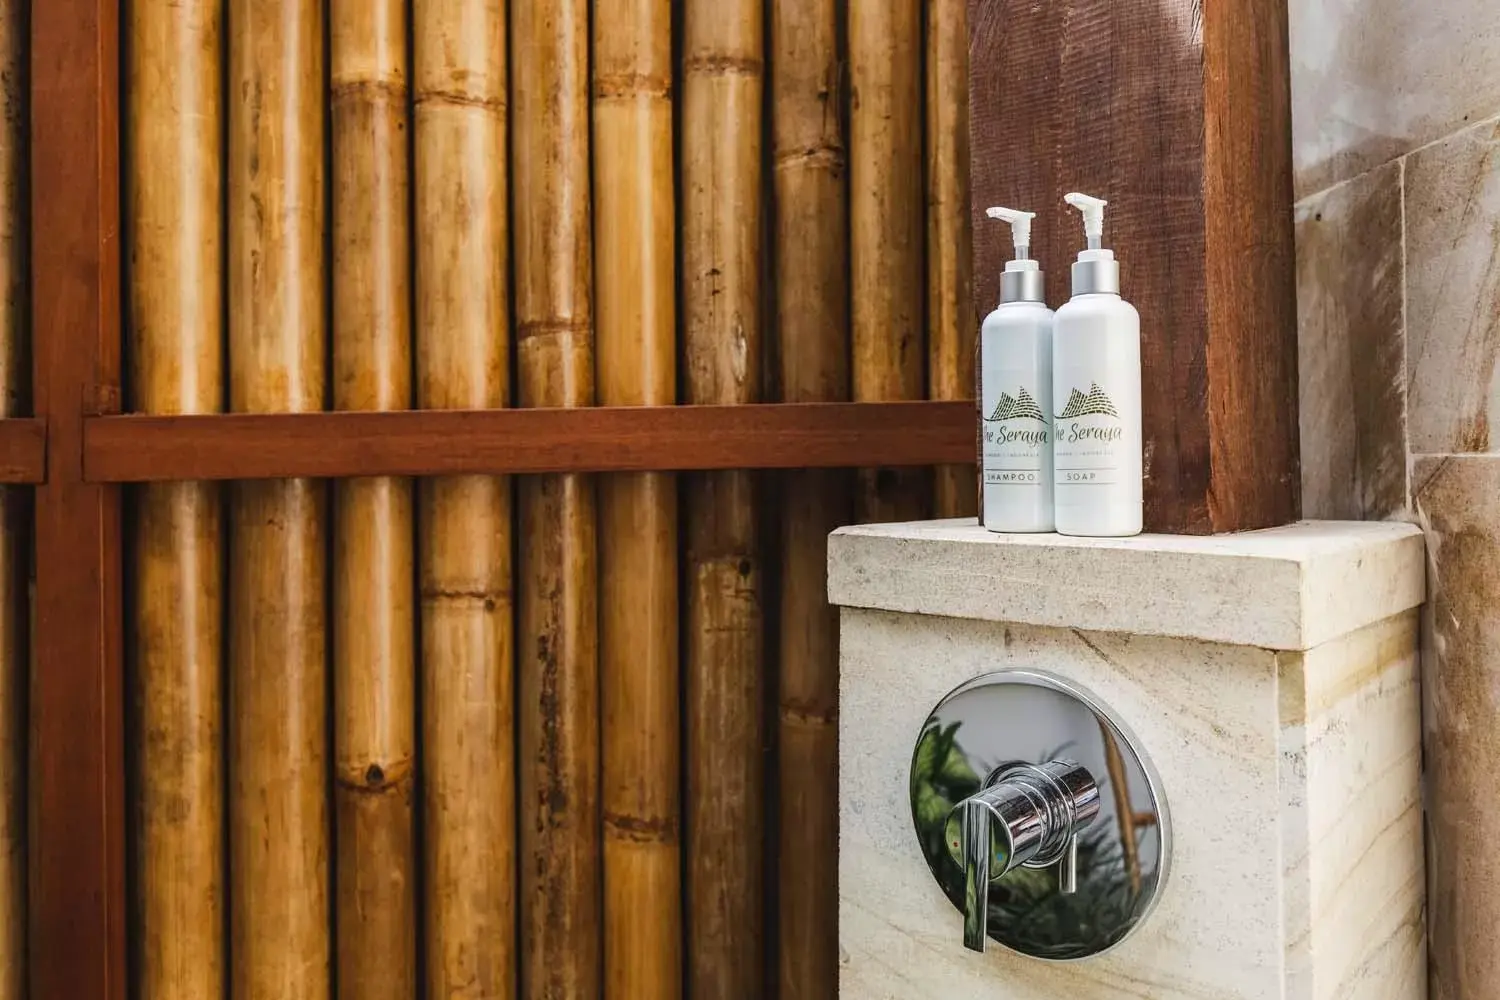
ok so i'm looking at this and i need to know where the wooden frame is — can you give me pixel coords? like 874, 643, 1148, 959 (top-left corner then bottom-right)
82, 402, 974, 481
31, 2, 128, 999
0, 418, 44, 483
24, 3, 972, 997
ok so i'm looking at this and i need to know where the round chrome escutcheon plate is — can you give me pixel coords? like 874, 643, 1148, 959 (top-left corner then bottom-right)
909, 670, 1171, 960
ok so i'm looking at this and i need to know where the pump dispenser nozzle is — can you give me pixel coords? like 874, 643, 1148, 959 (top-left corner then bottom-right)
1063, 192, 1107, 249
985, 206, 1044, 304
1061, 192, 1118, 296
986, 206, 1035, 261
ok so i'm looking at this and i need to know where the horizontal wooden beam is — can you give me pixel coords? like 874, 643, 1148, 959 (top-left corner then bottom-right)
0, 418, 46, 483
82, 402, 976, 481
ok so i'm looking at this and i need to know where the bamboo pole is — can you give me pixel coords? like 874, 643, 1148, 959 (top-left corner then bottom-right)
683, 0, 765, 994
593, 2, 680, 997
0, 3, 24, 997
770, 0, 847, 993
411, 2, 514, 997
926, 0, 977, 518
228, 4, 329, 998
513, 2, 601, 996
850, 0, 928, 523
127, 3, 224, 996
330, 4, 414, 999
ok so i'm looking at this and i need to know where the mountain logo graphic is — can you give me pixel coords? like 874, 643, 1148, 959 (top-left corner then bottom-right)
1056, 382, 1119, 420
987, 386, 1047, 423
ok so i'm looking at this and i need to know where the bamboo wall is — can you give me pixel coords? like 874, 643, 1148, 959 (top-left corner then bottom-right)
120, 2, 973, 997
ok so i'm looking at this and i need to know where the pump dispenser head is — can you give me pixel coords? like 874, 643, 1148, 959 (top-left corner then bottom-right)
1062, 191, 1119, 296
986, 206, 1044, 304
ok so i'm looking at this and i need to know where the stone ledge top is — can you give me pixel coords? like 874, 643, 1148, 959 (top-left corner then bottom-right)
827, 519, 1425, 651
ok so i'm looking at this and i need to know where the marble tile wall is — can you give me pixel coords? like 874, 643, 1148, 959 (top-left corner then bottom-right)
1413, 457, 1500, 1000
1293, 0, 1500, 993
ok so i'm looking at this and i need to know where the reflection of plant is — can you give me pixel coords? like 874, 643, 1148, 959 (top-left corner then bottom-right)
985, 822, 1141, 958
910, 721, 982, 866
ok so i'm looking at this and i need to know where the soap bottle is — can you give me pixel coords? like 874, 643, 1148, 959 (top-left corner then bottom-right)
980, 207, 1055, 533
1051, 192, 1142, 537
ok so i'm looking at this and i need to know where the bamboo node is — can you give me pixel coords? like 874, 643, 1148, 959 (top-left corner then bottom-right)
517, 317, 593, 343
682, 54, 763, 77
412, 87, 507, 114
593, 72, 671, 102
330, 78, 408, 105
773, 142, 846, 175
603, 810, 679, 844
419, 586, 511, 612
779, 703, 837, 728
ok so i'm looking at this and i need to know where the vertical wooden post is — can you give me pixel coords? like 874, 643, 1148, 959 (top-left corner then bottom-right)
513, 3, 601, 997
227, 4, 329, 997
126, 1, 225, 996
926, 0, 976, 519
0, 2, 22, 998
849, 0, 927, 524
771, 0, 848, 994
968, 0, 1299, 533
330, 4, 415, 999
593, 1, 681, 997
412, 2, 515, 997
682, 0, 766, 994
30, 0, 127, 997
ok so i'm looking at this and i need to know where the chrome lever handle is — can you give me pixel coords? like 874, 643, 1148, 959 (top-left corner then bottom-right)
961, 798, 993, 951
946, 760, 1100, 953
1059, 832, 1079, 895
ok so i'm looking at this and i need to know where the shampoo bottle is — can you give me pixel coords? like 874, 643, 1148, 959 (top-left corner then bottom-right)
980, 207, 1055, 533
1052, 192, 1142, 537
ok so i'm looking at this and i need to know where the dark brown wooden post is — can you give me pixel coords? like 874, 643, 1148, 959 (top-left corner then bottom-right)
31, 0, 128, 998
969, 0, 1300, 534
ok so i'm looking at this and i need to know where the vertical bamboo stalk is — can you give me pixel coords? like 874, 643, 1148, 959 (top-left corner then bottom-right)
412, 2, 514, 997
127, 3, 224, 996
850, 0, 928, 523
593, 2, 680, 997
771, 0, 847, 993
228, 4, 329, 998
926, 0, 976, 518
513, 2, 600, 997
683, 0, 765, 994
330, 4, 414, 999
0, 4, 23, 998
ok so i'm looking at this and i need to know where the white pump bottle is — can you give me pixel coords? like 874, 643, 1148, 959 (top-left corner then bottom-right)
1052, 193, 1142, 537
980, 207, 1055, 533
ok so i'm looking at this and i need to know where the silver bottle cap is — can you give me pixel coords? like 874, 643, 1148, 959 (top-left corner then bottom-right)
1000, 268, 1045, 304
1071, 256, 1120, 296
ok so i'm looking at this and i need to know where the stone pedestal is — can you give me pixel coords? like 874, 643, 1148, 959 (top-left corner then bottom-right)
830, 520, 1425, 1000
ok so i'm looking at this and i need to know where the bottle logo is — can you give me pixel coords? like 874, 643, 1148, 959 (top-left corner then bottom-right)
988, 387, 1047, 424
983, 385, 1049, 485
1056, 383, 1119, 420
984, 386, 1049, 450
1055, 381, 1124, 484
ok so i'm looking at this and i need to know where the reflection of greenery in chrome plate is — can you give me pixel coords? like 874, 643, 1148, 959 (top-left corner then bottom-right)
943, 810, 1009, 874
910, 719, 1143, 960
910, 721, 981, 867
984, 824, 1139, 959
